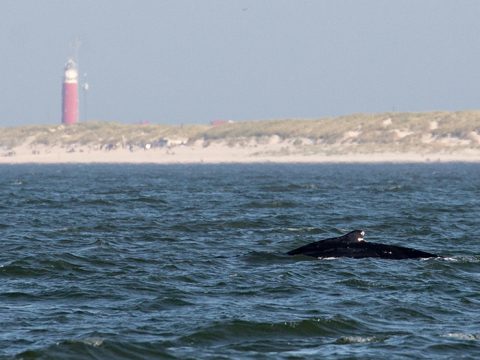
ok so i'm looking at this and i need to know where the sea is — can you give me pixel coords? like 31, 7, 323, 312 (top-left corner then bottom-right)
0, 163, 479, 359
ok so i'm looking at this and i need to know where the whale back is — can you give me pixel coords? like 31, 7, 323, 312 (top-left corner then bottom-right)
286, 230, 364, 256
286, 230, 439, 259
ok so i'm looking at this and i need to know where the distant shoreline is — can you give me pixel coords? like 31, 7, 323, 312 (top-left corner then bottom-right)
1, 110, 480, 164
1, 144, 480, 165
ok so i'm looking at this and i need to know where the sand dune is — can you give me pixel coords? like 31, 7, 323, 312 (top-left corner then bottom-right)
2, 111, 480, 163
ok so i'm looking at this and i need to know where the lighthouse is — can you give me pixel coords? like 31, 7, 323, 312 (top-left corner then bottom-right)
61, 58, 79, 125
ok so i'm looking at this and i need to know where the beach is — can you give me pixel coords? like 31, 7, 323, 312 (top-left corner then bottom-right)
1, 140, 480, 164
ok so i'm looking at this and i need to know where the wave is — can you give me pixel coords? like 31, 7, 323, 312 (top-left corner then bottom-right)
444, 332, 480, 341
240, 251, 292, 265
179, 316, 370, 345
13, 324, 378, 360
242, 200, 299, 209
14, 338, 174, 360
0, 254, 105, 278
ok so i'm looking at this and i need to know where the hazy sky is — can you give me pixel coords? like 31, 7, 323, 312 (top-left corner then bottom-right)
1, 0, 480, 126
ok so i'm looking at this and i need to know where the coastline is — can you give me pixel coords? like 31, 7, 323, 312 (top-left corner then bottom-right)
2, 111, 480, 164
1, 142, 480, 164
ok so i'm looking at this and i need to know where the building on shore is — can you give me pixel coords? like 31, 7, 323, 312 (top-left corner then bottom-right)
62, 59, 79, 125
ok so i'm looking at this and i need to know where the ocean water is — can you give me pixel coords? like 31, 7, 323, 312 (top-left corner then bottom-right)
0, 163, 479, 359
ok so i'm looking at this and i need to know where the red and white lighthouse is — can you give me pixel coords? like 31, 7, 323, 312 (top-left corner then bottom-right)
61, 59, 79, 125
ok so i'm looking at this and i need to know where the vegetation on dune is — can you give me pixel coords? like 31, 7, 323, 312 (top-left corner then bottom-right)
0, 121, 209, 149
1, 111, 480, 154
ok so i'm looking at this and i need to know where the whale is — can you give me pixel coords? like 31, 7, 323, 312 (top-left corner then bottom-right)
287, 230, 439, 260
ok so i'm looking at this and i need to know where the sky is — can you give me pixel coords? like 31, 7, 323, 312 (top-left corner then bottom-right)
1, 0, 480, 126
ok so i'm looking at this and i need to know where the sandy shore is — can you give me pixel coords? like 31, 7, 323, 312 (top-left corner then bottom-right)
1, 142, 480, 164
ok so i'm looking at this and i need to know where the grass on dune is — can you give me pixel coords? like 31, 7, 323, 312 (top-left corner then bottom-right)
1, 111, 480, 152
